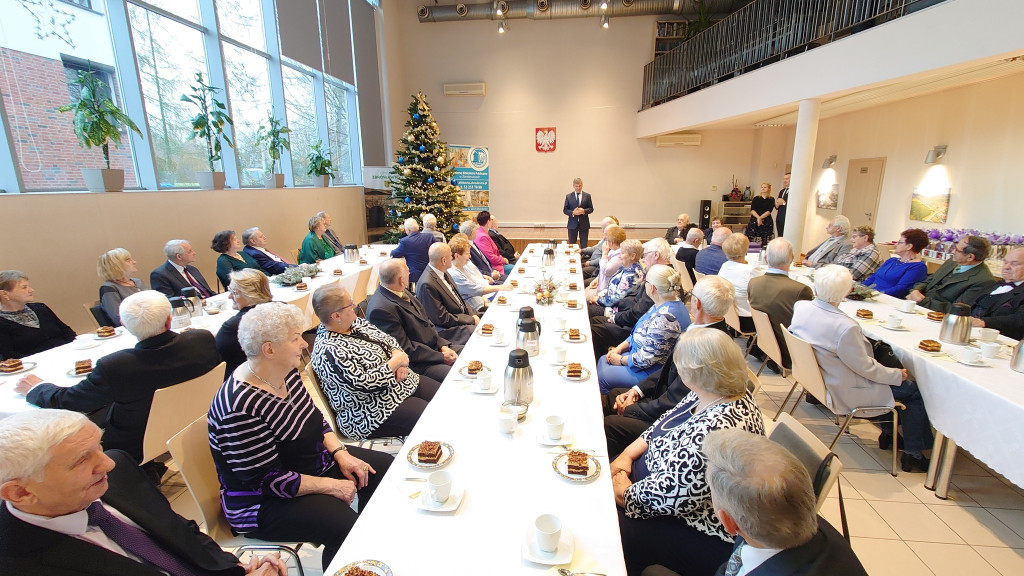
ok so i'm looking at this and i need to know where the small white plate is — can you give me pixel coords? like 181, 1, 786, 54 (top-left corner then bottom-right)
489, 339, 510, 347
521, 528, 574, 565
563, 303, 584, 311
880, 324, 910, 331
417, 485, 465, 512
957, 358, 988, 367
494, 299, 511, 306
552, 452, 601, 483
293, 286, 310, 292
94, 328, 123, 340
561, 333, 588, 343
536, 431, 573, 446
916, 348, 947, 357
0, 361, 36, 376
468, 383, 500, 395
67, 368, 91, 377
475, 327, 494, 337
73, 339, 102, 350
557, 366, 591, 381
406, 442, 454, 469
458, 364, 491, 377
332, 559, 393, 576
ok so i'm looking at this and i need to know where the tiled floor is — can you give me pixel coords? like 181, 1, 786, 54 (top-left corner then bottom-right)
158, 356, 1024, 576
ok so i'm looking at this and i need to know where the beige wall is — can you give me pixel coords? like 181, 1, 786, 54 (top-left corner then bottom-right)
1, 186, 366, 333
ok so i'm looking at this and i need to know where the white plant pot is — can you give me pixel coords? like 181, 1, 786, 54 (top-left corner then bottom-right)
197, 171, 226, 190
82, 169, 124, 192
264, 174, 285, 188
315, 174, 331, 188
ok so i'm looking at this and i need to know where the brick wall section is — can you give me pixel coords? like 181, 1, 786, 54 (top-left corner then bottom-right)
0, 48, 139, 191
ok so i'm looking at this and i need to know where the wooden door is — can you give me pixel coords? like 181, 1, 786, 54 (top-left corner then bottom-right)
843, 158, 886, 230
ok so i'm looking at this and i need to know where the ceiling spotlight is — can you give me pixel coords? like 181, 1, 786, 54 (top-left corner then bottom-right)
495, 1, 503, 16
600, 0, 608, 9
601, 15, 609, 28
498, 19, 507, 33
822, 155, 837, 169
925, 145, 947, 165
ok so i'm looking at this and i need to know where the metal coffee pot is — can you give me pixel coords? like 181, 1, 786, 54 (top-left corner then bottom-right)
344, 244, 359, 263
542, 248, 555, 268
516, 318, 540, 357
938, 303, 972, 345
504, 348, 534, 405
169, 297, 192, 329
517, 306, 541, 335
179, 287, 203, 318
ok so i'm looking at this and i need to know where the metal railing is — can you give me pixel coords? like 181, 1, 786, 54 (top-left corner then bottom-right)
641, 0, 948, 110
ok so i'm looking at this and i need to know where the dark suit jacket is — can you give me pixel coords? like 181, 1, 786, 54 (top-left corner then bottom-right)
612, 281, 654, 329
215, 305, 255, 379
0, 450, 243, 576
415, 266, 476, 329
27, 330, 221, 462
366, 287, 451, 368
711, 518, 868, 576
469, 242, 493, 275
912, 259, 996, 312
489, 229, 517, 262
664, 224, 698, 244
242, 245, 292, 275
748, 272, 814, 369
0, 302, 75, 360
676, 246, 699, 283
972, 282, 1024, 340
390, 231, 437, 283
323, 227, 345, 253
562, 191, 594, 232
149, 261, 214, 298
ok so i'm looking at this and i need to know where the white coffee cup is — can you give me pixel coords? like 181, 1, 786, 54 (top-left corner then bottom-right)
886, 315, 903, 329
978, 328, 999, 342
477, 370, 493, 391
546, 415, 564, 441
960, 347, 982, 364
427, 470, 452, 504
555, 317, 567, 331
493, 327, 505, 344
552, 345, 567, 364
534, 514, 562, 554
900, 300, 916, 313
498, 409, 517, 434
979, 341, 1001, 359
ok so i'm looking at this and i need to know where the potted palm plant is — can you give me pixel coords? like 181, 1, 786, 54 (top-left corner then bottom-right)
59, 70, 142, 192
256, 111, 290, 188
305, 139, 335, 187
181, 72, 233, 189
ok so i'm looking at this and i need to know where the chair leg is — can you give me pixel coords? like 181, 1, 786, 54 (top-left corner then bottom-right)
787, 391, 804, 415
745, 334, 757, 357
890, 408, 899, 476
773, 382, 802, 421
755, 357, 768, 377
829, 414, 855, 450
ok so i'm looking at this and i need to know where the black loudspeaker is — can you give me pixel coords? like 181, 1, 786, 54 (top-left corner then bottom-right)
698, 200, 712, 229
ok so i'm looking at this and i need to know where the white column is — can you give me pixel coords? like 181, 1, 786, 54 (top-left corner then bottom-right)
784, 98, 821, 255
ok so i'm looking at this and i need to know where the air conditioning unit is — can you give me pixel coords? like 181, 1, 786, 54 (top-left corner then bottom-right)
443, 82, 486, 96
655, 132, 702, 147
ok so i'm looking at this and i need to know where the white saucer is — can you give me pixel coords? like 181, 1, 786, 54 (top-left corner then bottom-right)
0, 361, 36, 376
490, 339, 510, 347
73, 339, 102, 350
67, 368, 91, 377
417, 485, 464, 512
536, 431, 573, 446
94, 328, 123, 340
521, 528, 574, 565
880, 324, 910, 331
957, 358, 987, 367
469, 383, 500, 395
563, 303, 583, 311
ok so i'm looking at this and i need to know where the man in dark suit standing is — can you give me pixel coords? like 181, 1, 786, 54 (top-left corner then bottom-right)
149, 239, 214, 298
908, 235, 996, 312
775, 172, 790, 237
15, 291, 221, 475
416, 243, 478, 343
562, 177, 595, 248
972, 247, 1024, 340
748, 238, 813, 371
0, 410, 285, 576
367, 258, 461, 382
390, 218, 437, 284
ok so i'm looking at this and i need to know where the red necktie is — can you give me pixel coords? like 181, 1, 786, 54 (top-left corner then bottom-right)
183, 268, 211, 298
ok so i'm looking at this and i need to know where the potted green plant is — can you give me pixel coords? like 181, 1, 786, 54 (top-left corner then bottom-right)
181, 72, 233, 189
305, 139, 335, 187
256, 111, 291, 188
58, 70, 142, 192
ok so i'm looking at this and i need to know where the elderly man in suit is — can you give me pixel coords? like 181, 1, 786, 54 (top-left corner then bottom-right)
241, 227, 294, 275
15, 290, 221, 481
317, 210, 345, 254
664, 213, 698, 245
675, 227, 703, 284
488, 216, 519, 262
790, 265, 932, 472
366, 258, 461, 382
748, 238, 813, 372
0, 409, 285, 576
803, 215, 853, 267
416, 243, 478, 342
695, 226, 732, 276
390, 218, 437, 284
149, 239, 214, 298
908, 235, 996, 312
563, 177, 595, 248
972, 247, 1024, 340
602, 276, 734, 457
460, 219, 503, 282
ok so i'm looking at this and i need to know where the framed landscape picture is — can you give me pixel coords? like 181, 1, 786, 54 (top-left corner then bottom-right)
910, 186, 950, 223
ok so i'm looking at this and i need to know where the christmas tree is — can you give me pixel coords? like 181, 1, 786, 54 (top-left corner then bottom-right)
382, 92, 464, 243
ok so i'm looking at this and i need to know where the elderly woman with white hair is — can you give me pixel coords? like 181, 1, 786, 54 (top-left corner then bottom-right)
298, 213, 336, 264
422, 213, 445, 242
716, 233, 763, 333
448, 235, 509, 310
208, 302, 392, 571
216, 269, 274, 378
611, 328, 765, 576
587, 238, 645, 312
597, 264, 690, 393
789, 265, 932, 472
97, 248, 145, 326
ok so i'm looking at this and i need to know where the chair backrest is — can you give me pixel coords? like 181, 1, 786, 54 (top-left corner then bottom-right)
142, 362, 226, 463
290, 248, 301, 264
366, 263, 381, 296
351, 267, 373, 304
780, 326, 830, 406
724, 304, 752, 336
303, 363, 339, 435
750, 308, 784, 368
166, 415, 236, 543
83, 301, 115, 330
670, 257, 695, 292
877, 243, 892, 261
694, 271, 706, 281
746, 367, 762, 396
770, 412, 844, 511
288, 291, 314, 332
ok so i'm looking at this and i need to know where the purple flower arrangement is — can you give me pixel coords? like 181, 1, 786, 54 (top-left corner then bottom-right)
923, 228, 1024, 246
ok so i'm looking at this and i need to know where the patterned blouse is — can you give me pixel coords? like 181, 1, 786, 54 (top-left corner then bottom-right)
835, 243, 882, 281
598, 262, 644, 307
208, 370, 333, 533
624, 391, 765, 541
310, 318, 420, 440
598, 248, 623, 291
625, 300, 690, 370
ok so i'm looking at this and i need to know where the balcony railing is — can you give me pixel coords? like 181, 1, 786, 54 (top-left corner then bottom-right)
641, 0, 948, 110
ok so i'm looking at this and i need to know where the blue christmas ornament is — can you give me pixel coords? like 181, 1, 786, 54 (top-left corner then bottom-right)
398, 157, 404, 164
451, 179, 459, 186
452, 223, 459, 231
419, 145, 426, 152
404, 197, 412, 203
427, 177, 434, 184
413, 113, 420, 120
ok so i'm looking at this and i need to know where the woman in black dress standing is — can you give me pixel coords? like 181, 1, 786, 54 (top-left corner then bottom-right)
746, 182, 775, 247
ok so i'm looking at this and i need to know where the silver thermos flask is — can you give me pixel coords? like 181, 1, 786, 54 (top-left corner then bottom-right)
938, 303, 972, 345
516, 318, 540, 357
504, 348, 534, 405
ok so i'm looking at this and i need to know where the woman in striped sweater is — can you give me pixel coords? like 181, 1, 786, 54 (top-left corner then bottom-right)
207, 302, 393, 570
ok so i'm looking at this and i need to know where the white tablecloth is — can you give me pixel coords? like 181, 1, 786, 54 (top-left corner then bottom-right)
836, 295, 1024, 487
325, 244, 628, 576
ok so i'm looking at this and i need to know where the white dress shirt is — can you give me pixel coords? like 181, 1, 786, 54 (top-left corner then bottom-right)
252, 246, 284, 262
736, 542, 784, 576
428, 264, 460, 301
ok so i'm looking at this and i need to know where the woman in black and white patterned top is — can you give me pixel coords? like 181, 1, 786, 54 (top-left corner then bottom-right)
310, 284, 441, 439
610, 328, 766, 576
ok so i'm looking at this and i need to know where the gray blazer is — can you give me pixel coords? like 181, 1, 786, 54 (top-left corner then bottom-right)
788, 299, 902, 415
806, 236, 853, 266
415, 266, 476, 328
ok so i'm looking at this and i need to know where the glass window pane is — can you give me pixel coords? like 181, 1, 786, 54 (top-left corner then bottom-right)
1, 3, 140, 191
282, 66, 318, 186
129, 4, 209, 187
133, 0, 200, 23
325, 80, 353, 184
215, 0, 266, 51
222, 43, 271, 187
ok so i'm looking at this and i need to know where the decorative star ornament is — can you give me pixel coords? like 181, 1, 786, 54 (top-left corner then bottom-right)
18, 0, 77, 48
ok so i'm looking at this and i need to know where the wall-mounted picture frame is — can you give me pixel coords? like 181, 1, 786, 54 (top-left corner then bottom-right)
910, 186, 950, 223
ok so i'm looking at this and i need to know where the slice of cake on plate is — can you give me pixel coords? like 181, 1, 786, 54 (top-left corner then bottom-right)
418, 441, 443, 464
566, 450, 589, 476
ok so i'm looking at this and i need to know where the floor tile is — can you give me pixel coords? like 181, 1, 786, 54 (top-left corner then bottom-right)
850, 537, 934, 576
954, 453, 995, 477
928, 505, 1024, 548
972, 546, 1024, 576
987, 508, 1024, 541
906, 542, 1000, 576
953, 476, 1024, 510
843, 470, 920, 503
821, 498, 899, 540
896, 472, 978, 507
869, 501, 963, 544
824, 477, 864, 500
833, 439, 886, 471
